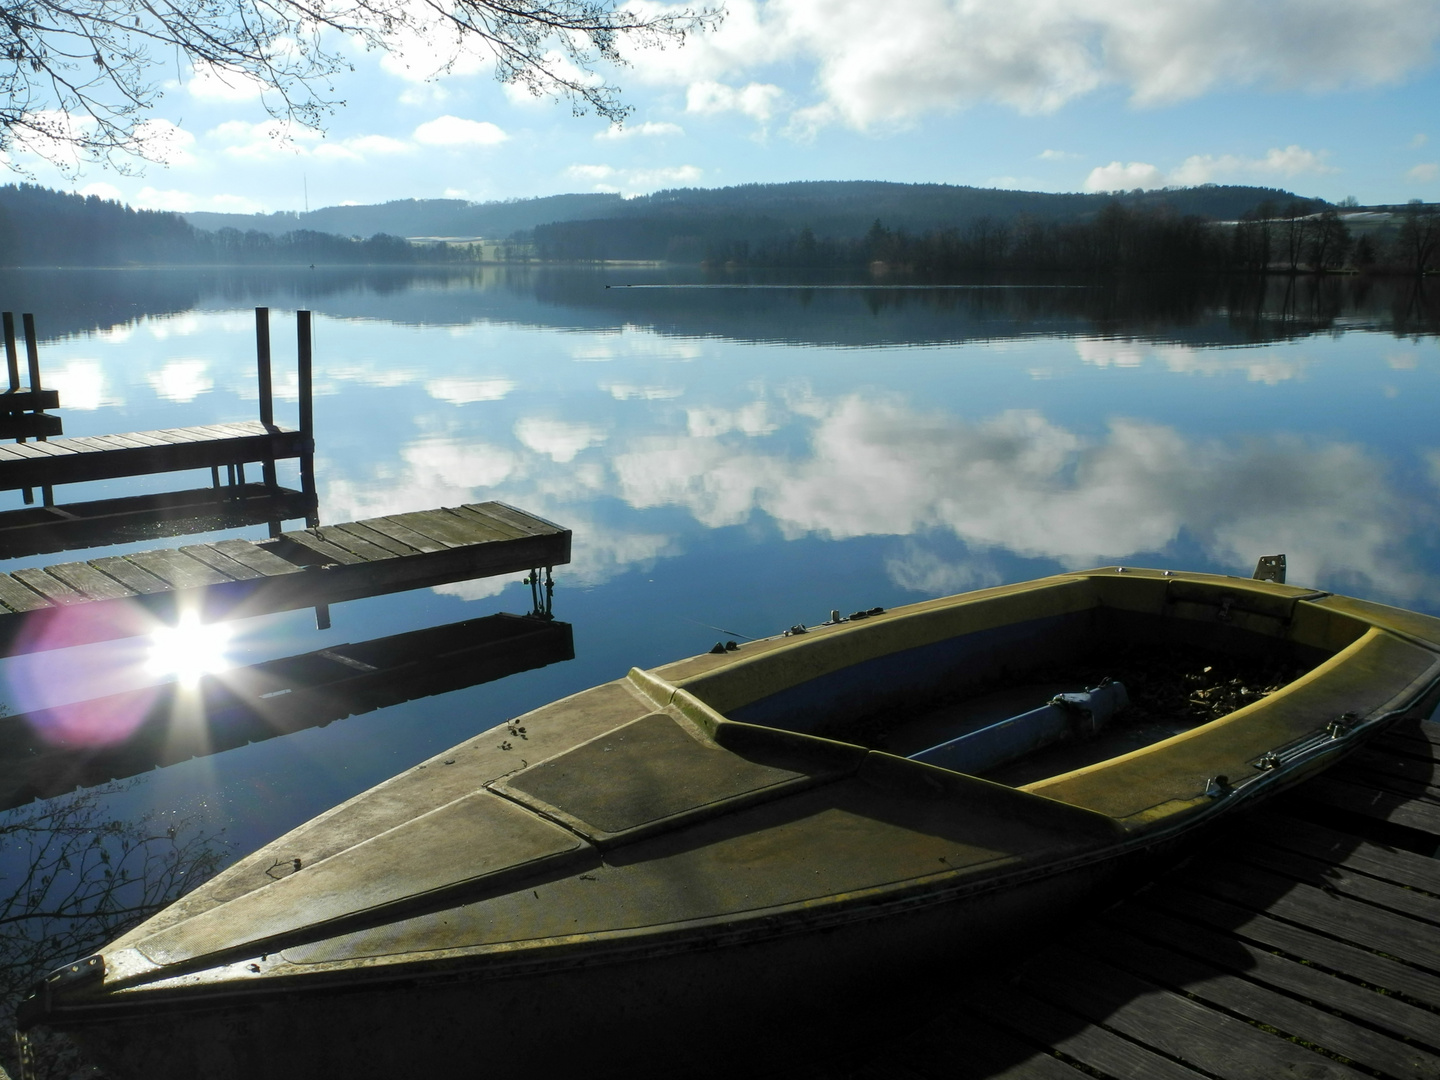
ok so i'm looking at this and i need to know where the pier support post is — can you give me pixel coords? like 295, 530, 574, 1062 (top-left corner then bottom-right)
20, 314, 51, 505
2, 312, 18, 390
256, 307, 278, 492
297, 310, 317, 527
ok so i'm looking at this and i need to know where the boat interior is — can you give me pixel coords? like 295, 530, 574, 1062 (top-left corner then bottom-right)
656, 572, 1388, 797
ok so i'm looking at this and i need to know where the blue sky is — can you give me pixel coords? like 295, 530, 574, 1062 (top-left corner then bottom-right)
11, 0, 1440, 214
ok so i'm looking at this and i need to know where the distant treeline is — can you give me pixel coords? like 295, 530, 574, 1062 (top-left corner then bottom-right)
0, 185, 478, 266
184, 181, 1309, 243
529, 200, 1440, 275
3, 181, 1437, 275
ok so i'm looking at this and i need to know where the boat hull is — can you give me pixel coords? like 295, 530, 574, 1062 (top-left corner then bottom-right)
70, 849, 1128, 1080
23, 566, 1440, 1078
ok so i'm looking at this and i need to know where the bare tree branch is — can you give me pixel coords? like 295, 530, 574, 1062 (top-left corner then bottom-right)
0, 0, 721, 174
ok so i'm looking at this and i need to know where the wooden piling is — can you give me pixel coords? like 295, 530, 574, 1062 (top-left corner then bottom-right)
2, 312, 17, 390
255, 307, 274, 429
297, 310, 317, 524
256, 307, 278, 492
22, 313, 41, 407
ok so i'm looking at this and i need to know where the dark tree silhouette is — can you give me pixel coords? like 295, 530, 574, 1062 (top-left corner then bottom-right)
1397, 200, 1440, 276
1305, 209, 1350, 272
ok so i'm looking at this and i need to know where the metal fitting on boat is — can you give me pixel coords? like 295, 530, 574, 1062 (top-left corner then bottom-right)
1204, 775, 1232, 798
1254, 752, 1281, 771
1326, 713, 1358, 738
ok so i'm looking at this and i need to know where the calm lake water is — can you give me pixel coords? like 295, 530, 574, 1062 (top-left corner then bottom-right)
1, 266, 1438, 1061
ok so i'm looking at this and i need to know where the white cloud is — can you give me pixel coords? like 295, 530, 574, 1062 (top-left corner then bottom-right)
130, 188, 270, 213
1407, 163, 1439, 182
307, 134, 413, 163
686, 402, 780, 437
147, 360, 212, 403
628, 0, 1440, 132
1076, 338, 1311, 385
565, 163, 703, 195
610, 392, 1427, 599
1038, 149, 1079, 161
1084, 145, 1336, 191
686, 81, 785, 123
1170, 145, 1338, 184
1083, 161, 1167, 191
604, 383, 684, 400
185, 63, 267, 102
399, 85, 451, 106
596, 121, 685, 140
46, 360, 119, 410
1412, 133, 1430, 148
426, 376, 515, 403
77, 182, 123, 202
209, 119, 322, 161
413, 116, 508, 147
514, 418, 607, 462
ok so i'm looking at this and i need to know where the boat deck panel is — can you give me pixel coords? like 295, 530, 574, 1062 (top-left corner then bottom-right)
833, 715, 1440, 1080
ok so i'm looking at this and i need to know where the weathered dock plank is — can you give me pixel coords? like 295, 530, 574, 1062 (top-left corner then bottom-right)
0, 420, 308, 492
0, 501, 570, 654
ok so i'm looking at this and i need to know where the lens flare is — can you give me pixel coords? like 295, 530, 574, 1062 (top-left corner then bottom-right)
147, 613, 233, 686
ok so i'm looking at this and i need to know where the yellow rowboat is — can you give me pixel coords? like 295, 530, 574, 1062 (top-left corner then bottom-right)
22, 566, 1440, 1078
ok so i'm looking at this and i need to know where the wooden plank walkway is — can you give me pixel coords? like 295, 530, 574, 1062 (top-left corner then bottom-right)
0, 613, 573, 809
0, 420, 308, 493
0, 483, 314, 559
0, 501, 569, 654
816, 715, 1440, 1080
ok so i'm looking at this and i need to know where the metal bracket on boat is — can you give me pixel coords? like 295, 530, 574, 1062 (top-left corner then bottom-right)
1247, 712, 1367, 775
1252, 554, 1287, 584
1326, 712, 1359, 738
1204, 775, 1232, 798
1215, 596, 1236, 622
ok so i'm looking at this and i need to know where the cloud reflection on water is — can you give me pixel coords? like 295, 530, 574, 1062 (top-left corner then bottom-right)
614, 392, 1424, 598
320, 385, 1430, 609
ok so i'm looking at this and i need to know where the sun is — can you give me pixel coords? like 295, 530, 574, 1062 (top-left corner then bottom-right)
147, 612, 233, 686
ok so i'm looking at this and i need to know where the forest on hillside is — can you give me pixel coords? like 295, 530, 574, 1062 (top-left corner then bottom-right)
527, 199, 1439, 276
1, 181, 1435, 275
0, 186, 477, 267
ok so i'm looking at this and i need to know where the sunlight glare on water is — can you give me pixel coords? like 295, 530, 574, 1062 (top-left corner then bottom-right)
146, 613, 233, 687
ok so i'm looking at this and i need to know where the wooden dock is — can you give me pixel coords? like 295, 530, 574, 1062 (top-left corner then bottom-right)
0, 501, 569, 654
0, 612, 573, 809
0, 307, 314, 508
0, 421, 308, 493
820, 715, 1440, 1080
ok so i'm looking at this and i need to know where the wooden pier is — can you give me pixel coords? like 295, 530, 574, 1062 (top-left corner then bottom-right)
0, 501, 569, 654
823, 715, 1440, 1080
0, 308, 314, 508
0, 420, 309, 493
